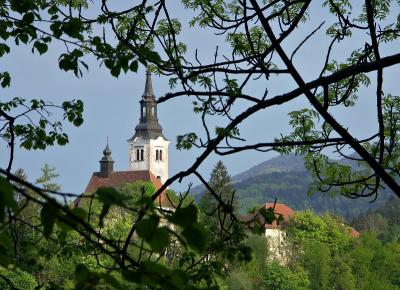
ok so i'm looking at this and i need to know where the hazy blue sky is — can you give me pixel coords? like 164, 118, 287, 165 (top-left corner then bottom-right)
1, 1, 399, 195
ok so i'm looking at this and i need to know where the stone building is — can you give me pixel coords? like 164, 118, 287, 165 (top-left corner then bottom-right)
263, 203, 295, 264
256, 203, 360, 264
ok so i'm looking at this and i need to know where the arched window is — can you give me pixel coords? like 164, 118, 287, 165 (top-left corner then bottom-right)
136, 149, 140, 161
140, 149, 144, 161
142, 106, 146, 117
151, 106, 155, 116
159, 150, 163, 161
155, 149, 159, 161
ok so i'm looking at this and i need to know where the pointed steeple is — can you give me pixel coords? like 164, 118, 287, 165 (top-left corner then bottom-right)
143, 66, 154, 98
102, 138, 112, 158
99, 139, 114, 177
128, 69, 166, 141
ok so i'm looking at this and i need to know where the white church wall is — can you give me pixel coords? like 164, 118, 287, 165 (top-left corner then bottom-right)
128, 136, 169, 184
265, 228, 289, 264
128, 137, 150, 171
149, 136, 169, 184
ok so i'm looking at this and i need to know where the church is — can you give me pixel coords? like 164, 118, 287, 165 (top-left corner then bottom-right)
78, 68, 170, 205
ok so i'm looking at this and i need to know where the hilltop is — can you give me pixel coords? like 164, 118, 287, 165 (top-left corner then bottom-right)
192, 154, 391, 219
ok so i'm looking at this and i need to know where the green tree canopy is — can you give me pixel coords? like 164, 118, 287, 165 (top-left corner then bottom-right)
35, 164, 61, 192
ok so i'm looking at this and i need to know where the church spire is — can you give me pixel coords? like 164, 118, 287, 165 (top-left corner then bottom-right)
143, 66, 154, 98
99, 139, 114, 177
128, 69, 170, 184
128, 69, 166, 141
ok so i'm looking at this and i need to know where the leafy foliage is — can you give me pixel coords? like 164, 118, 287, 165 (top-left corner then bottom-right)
1, 0, 400, 288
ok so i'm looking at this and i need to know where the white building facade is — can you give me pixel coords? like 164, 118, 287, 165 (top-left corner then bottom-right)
263, 203, 295, 265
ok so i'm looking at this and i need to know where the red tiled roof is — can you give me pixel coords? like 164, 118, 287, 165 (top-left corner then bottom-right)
242, 202, 295, 230
348, 227, 360, 238
264, 203, 295, 229
73, 170, 169, 207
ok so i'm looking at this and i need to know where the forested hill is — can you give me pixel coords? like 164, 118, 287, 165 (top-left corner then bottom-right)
192, 154, 391, 219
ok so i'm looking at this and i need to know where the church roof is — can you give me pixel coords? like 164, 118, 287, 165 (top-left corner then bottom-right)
263, 203, 295, 229
347, 227, 360, 238
74, 170, 170, 208
130, 121, 166, 140
242, 202, 295, 230
84, 170, 161, 192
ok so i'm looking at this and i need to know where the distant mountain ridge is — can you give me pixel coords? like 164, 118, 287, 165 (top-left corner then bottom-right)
232, 154, 305, 183
191, 154, 391, 219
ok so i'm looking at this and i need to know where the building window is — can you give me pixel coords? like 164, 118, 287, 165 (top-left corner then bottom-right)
136, 149, 144, 161
156, 149, 159, 161
159, 150, 163, 161
151, 106, 155, 116
142, 106, 146, 117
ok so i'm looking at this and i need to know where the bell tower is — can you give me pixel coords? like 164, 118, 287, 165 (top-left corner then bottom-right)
99, 141, 114, 178
128, 68, 169, 184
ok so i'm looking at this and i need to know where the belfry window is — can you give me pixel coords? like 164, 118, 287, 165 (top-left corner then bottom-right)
136, 149, 144, 161
156, 149, 159, 161
159, 150, 163, 161
142, 106, 146, 117
151, 106, 155, 117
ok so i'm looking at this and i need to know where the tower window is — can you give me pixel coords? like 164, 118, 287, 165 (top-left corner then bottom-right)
142, 106, 146, 117
156, 149, 159, 161
136, 149, 144, 161
159, 150, 163, 161
151, 106, 155, 116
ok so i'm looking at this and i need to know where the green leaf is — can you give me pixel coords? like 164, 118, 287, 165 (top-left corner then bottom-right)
129, 60, 139, 72
168, 204, 197, 228
104, 59, 114, 69
182, 223, 208, 253
136, 215, 171, 252
100, 273, 123, 289
22, 12, 35, 25
40, 201, 57, 238
259, 207, 276, 224
0, 232, 12, 266
96, 187, 129, 206
19, 33, 29, 44
74, 264, 93, 287
58, 206, 86, 232
147, 50, 162, 63
72, 207, 87, 221
149, 226, 170, 252
0, 43, 10, 57
34, 41, 48, 55
137, 215, 159, 239
0, 72, 11, 88
0, 176, 17, 222
110, 65, 121, 78
0, 176, 17, 209
99, 203, 111, 227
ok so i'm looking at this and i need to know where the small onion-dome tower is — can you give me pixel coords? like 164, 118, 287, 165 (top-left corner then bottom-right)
128, 68, 169, 184
99, 142, 114, 177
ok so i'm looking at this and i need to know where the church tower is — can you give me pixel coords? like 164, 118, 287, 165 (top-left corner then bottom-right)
99, 141, 114, 178
128, 68, 169, 184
